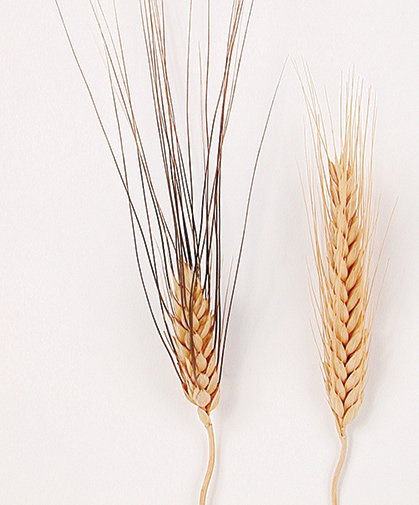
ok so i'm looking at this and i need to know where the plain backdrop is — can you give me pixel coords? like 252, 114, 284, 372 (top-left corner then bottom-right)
1, 1, 418, 504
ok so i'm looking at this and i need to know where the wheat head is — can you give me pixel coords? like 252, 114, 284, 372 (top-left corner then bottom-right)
56, 0, 261, 502
172, 262, 220, 427
305, 74, 376, 505
322, 152, 371, 437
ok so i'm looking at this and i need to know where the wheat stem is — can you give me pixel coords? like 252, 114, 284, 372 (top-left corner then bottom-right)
332, 433, 348, 505
199, 418, 215, 505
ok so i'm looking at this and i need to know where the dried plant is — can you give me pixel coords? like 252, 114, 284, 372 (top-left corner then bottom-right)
56, 1, 277, 503
302, 71, 377, 505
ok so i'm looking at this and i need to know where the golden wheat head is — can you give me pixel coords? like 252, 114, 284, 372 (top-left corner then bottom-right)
305, 72, 376, 505
172, 263, 220, 427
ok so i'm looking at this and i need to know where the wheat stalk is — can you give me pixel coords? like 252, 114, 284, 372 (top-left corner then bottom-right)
55, 1, 266, 503
303, 72, 376, 505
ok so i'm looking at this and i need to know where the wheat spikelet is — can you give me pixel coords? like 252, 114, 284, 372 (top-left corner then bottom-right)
304, 72, 376, 505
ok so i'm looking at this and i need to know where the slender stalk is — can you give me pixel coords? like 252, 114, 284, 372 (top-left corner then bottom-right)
199, 419, 215, 505
332, 433, 348, 505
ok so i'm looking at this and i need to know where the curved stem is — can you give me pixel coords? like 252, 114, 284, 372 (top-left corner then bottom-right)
332, 434, 348, 505
199, 421, 215, 505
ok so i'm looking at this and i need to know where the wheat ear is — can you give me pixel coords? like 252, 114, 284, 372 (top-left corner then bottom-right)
304, 74, 375, 505
172, 262, 219, 505
56, 0, 270, 501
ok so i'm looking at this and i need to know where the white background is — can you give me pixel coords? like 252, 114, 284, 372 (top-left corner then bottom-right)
1, 1, 418, 504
